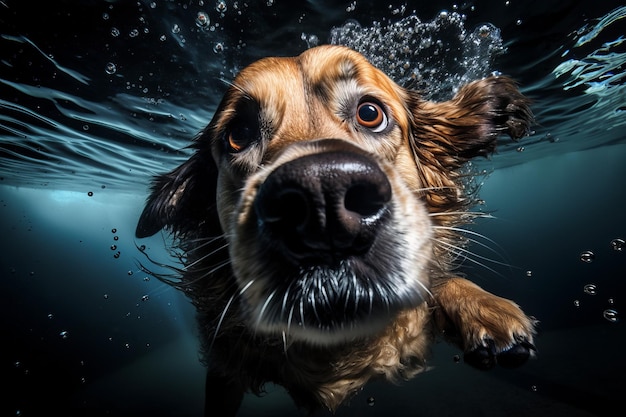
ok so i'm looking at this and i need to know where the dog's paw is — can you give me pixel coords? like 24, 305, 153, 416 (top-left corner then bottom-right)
464, 336, 537, 370
457, 294, 537, 370
433, 278, 538, 370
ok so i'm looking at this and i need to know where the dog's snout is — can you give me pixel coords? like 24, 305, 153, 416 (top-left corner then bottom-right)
254, 150, 391, 263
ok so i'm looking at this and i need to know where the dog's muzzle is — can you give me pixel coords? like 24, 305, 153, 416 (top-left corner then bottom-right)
231, 139, 429, 342
254, 145, 392, 266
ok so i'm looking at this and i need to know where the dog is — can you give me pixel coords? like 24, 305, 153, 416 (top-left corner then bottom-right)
135, 45, 536, 415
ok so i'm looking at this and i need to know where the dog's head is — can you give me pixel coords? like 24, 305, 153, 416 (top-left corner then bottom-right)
136, 45, 532, 345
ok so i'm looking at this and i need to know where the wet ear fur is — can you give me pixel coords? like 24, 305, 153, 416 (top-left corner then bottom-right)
135, 147, 220, 239
409, 75, 533, 171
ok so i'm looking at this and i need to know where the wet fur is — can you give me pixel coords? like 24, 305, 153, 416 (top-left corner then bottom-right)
136, 45, 536, 413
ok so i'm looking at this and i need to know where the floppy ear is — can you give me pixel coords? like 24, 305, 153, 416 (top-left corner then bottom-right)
410, 75, 533, 170
135, 145, 220, 239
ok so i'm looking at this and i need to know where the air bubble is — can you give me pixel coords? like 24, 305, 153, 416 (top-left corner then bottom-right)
525, 270, 532, 277
329, 11, 504, 101
110, 245, 117, 250
477, 24, 492, 38
301, 33, 319, 48
603, 309, 619, 323
129, 29, 139, 38
574, 299, 580, 307
215, 0, 227, 13
111, 228, 117, 233
105, 62, 117, 75
580, 250, 595, 263
196, 11, 210, 27
213, 42, 225, 53
172, 24, 180, 34
87, 191, 93, 196
111, 27, 120, 37
583, 284, 597, 295
128, 270, 133, 276
141, 295, 149, 302
367, 397, 375, 406
60, 330, 69, 339
610, 238, 624, 251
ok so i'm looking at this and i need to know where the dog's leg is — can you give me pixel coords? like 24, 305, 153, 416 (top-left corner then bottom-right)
432, 277, 537, 370
204, 370, 244, 416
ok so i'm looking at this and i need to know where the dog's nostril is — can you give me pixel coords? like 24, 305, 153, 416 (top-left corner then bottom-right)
344, 182, 390, 218
260, 188, 310, 227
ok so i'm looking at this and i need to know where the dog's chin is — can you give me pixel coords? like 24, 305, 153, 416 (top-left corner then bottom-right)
241, 258, 427, 346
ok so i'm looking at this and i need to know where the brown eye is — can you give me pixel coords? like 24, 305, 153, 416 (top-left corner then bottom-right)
225, 100, 261, 153
227, 130, 246, 152
356, 101, 388, 132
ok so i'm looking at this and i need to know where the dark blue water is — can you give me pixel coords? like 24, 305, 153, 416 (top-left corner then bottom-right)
1, 1, 625, 416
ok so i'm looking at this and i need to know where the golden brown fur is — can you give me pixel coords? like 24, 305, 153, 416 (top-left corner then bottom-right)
136, 45, 536, 414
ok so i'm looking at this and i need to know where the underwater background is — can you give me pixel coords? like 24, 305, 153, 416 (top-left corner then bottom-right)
1, 0, 625, 415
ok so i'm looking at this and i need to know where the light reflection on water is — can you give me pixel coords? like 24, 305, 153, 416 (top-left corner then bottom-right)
0, 3, 624, 192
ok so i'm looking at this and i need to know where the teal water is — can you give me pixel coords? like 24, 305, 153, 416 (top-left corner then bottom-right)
1, 1, 625, 416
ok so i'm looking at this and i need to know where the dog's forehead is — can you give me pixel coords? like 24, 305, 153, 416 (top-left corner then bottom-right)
219, 45, 412, 147
231, 46, 405, 106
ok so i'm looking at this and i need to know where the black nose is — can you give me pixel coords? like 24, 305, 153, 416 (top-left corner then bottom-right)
254, 148, 392, 264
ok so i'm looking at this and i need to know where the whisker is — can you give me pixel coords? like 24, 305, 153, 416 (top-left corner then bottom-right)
218, 77, 253, 100
282, 331, 289, 355
184, 235, 227, 254
255, 289, 278, 334
413, 276, 434, 300
433, 225, 511, 262
428, 211, 494, 219
181, 259, 232, 287
207, 292, 237, 355
183, 241, 230, 272
435, 239, 511, 278
206, 278, 256, 357
299, 299, 306, 330
281, 281, 293, 319
287, 304, 296, 338
414, 185, 457, 193
239, 279, 255, 296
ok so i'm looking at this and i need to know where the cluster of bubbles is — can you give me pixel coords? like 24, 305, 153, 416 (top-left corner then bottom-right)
573, 237, 623, 323
329, 11, 504, 100
110, 228, 121, 258
102, 0, 241, 87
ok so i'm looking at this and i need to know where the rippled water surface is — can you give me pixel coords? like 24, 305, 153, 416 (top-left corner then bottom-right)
1, 1, 625, 416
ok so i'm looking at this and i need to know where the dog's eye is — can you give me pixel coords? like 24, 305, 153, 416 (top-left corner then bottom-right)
227, 125, 254, 152
356, 100, 388, 132
224, 101, 261, 153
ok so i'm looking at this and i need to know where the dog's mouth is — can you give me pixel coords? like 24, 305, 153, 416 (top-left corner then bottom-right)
227, 139, 432, 344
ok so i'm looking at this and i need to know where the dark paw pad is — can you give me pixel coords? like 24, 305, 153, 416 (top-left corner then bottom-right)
464, 338, 536, 370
